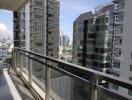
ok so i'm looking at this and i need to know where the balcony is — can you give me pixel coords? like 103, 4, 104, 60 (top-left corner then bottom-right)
0, 47, 131, 100
113, 0, 124, 4
113, 10, 124, 15
0, 0, 132, 100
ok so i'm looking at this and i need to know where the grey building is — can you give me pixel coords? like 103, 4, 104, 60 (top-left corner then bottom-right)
14, 1, 73, 100
47, 0, 60, 57
59, 34, 70, 47
13, 0, 60, 91
17, 0, 59, 58
72, 4, 114, 72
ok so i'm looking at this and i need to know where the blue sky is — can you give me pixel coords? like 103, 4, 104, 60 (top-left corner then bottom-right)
60, 0, 112, 42
0, 0, 112, 41
0, 10, 13, 39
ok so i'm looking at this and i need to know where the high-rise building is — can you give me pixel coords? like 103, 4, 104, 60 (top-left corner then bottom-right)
59, 31, 70, 47
47, 0, 59, 57
109, 0, 132, 98
13, 0, 60, 87
72, 4, 114, 72
18, 0, 59, 58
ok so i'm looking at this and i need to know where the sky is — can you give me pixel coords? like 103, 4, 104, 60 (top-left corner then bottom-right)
0, 0, 112, 41
0, 10, 13, 39
60, 0, 112, 42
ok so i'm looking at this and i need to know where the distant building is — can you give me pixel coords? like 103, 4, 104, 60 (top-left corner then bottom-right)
0, 41, 13, 61
72, 4, 114, 72
59, 31, 70, 47
59, 31, 71, 59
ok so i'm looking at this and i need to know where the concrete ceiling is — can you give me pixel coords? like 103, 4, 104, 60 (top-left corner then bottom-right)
0, 0, 30, 11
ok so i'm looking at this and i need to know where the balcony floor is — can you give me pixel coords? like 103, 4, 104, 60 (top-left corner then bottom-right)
0, 64, 35, 100
10, 70, 35, 100
0, 71, 14, 100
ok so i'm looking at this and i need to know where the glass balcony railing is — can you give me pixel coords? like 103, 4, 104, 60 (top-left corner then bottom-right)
12, 47, 132, 100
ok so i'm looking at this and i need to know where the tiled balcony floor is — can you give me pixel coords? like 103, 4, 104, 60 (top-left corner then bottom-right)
0, 64, 35, 100
0, 71, 14, 100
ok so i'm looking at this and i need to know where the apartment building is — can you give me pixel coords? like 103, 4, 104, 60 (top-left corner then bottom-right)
16, 0, 59, 58
72, 4, 114, 72
47, 0, 59, 57
13, 0, 60, 85
110, 0, 132, 98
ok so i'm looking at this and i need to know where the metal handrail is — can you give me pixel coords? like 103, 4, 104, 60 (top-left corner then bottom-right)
14, 47, 132, 88
13, 47, 132, 100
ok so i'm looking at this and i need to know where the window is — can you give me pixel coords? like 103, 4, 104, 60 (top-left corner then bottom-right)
48, 14, 54, 17
119, 39, 122, 44
131, 52, 132, 58
77, 53, 82, 57
113, 71, 120, 77
128, 89, 132, 96
78, 59, 82, 64
87, 34, 96, 38
36, 1, 43, 6
48, 43, 53, 46
77, 46, 83, 51
130, 65, 132, 71
114, 48, 121, 57
113, 62, 120, 68
112, 84, 118, 90
129, 77, 132, 81
48, 49, 53, 52
22, 35, 25, 40
36, 42, 43, 46
114, 37, 122, 45
87, 54, 94, 59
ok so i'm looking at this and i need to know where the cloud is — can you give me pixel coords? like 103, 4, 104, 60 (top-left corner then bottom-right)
0, 10, 12, 14
0, 23, 7, 32
0, 22, 13, 39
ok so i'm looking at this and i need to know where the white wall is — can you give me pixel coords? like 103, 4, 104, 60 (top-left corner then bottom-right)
117, 0, 132, 97
25, 3, 30, 51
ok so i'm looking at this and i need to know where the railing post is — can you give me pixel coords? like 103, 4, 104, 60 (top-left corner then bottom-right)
12, 49, 14, 68
19, 52, 22, 75
89, 74, 97, 100
17, 51, 19, 69
12, 49, 16, 69
45, 60, 51, 100
14, 49, 17, 70
28, 53, 32, 86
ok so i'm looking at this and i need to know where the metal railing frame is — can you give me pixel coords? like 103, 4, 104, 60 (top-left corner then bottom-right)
12, 47, 132, 100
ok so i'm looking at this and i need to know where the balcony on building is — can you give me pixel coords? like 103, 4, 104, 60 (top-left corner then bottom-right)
113, 0, 124, 4
0, 0, 132, 100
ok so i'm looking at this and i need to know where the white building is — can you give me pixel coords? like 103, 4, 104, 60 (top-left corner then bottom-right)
0, 41, 13, 61
110, 0, 132, 98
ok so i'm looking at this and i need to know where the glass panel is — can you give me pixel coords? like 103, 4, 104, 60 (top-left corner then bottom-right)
97, 87, 127, 100
97, 82, 130, 100
50, 68, 90, 100
32, 56, 46, 91
22, 53, 28, 75
16, 52, 21, 72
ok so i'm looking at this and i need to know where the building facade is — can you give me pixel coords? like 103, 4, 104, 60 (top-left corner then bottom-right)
17, 0, 59, 58
72, 4, 114, 72
59, 35, 70, 47
13, 0, 60, 93
110, 0, 132, 98
47, 0, 59, 57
